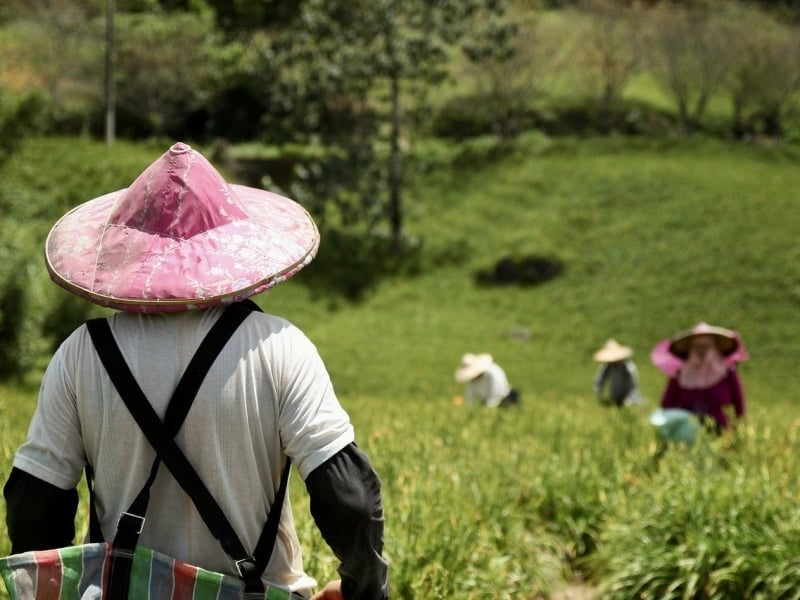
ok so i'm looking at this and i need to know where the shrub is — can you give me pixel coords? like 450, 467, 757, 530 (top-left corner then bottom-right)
0, 137, 158, 380
0, 220, 55, 379
431, 93, 538, 141
474, 254, 564, 287
430, 94, 502, 140
0, 91, 44, 163
299, 228, 423, 304
535, 99, 676, 137
432, 94, 676, 140
0, 247, 27, 378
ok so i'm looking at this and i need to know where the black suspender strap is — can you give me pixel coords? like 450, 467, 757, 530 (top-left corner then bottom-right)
85, 465, 103, 543
86, 300, 290, 595
251, 455, 291, 582
162, 300, 261, 437
87, 301, 255, 559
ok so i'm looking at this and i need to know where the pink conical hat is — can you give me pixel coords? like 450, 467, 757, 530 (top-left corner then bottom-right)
45, 142, 319, 312
650, 322, 749, 376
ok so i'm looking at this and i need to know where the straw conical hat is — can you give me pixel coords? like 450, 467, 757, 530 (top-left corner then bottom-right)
454, 353, 494, 383
593, 339, 633, 363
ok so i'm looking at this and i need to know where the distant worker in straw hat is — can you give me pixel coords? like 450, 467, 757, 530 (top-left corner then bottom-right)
3, 143, 388, 600
455, 353, 520, 408
592, 339, 642, 407
652, 321, 748, 433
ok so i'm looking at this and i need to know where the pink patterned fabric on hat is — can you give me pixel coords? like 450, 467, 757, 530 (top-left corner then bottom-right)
45, 142, 319, 312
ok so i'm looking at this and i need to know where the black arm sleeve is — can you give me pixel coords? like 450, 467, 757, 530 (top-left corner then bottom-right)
4, 467, 79, 554
305, 443, 389, 600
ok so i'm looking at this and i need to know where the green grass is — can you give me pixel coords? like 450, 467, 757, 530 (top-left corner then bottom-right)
257, 134, 800, 409
2, 132, 800, 597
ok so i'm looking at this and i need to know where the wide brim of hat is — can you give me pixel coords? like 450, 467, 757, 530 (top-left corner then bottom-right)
593, 344, 633, 363
668, 326, 739, 358
454, 354, 493, 383
651, 336, 748, 376
45, 184, 319, 312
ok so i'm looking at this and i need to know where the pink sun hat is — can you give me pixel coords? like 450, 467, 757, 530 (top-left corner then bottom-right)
45, 142, 320, 312
650, 322, 749, 376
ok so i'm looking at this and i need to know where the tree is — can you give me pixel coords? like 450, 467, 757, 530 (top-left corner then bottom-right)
105, 0, 116, 144
456, 10, 560, 139
114, 11, 220, 137
202, 0, 301, 35
0, 0, 104, 130
267, 0, 510, 252
747, 27, 800, 137
644, 3, 735, 133
724, 4, 800, 138
572, 0, 643, 108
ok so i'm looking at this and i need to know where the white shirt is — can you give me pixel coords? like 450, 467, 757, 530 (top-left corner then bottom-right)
464, 363, 512, 407
13, 305, 354, 595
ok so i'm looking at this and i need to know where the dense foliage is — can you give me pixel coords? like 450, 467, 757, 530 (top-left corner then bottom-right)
3, 1, 800, 142
0, 139, 161, 377
3, 1, 800, 257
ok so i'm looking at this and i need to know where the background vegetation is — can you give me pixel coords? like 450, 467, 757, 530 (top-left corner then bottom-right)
1, 0, 800, 598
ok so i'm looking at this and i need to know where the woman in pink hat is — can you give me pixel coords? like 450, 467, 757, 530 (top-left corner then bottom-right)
653, 322, 748, 433
3, 143, 388, 600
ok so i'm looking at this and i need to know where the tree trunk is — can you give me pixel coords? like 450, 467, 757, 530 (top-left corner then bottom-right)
761, 107, 783, 138
730, 92, 745, 139
692, 92, 710, 128
677, 97, 691, 134
388, 69, 403, 254
105, 0, 116, 146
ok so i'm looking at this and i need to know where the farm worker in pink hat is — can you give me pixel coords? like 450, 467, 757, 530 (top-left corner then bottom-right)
652, 322, 748, 433
3, 143, 388, 600
455, 353, 520, 407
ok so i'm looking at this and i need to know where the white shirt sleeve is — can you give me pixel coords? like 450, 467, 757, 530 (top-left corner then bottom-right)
272, 325, 355, 480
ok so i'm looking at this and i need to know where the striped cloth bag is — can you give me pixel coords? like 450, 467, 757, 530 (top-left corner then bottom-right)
0, 543, 297, 600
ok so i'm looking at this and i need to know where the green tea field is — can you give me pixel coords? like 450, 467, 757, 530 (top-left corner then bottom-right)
1, 133, 799, 598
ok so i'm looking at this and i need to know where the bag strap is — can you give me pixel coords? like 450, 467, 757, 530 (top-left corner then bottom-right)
87, 300, 289, 592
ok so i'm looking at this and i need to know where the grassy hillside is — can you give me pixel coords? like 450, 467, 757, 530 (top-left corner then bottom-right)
257, 133, 800, 409
1, 133, 797, 405
1, 134, 799, 598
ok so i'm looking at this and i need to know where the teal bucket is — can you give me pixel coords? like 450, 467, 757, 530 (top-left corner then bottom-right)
649, 408, 700, 446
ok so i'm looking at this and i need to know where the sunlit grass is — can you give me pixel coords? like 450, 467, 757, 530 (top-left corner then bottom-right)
2, 133, 800, 597
4, 386, 799, 598
258, 134, 800, 411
